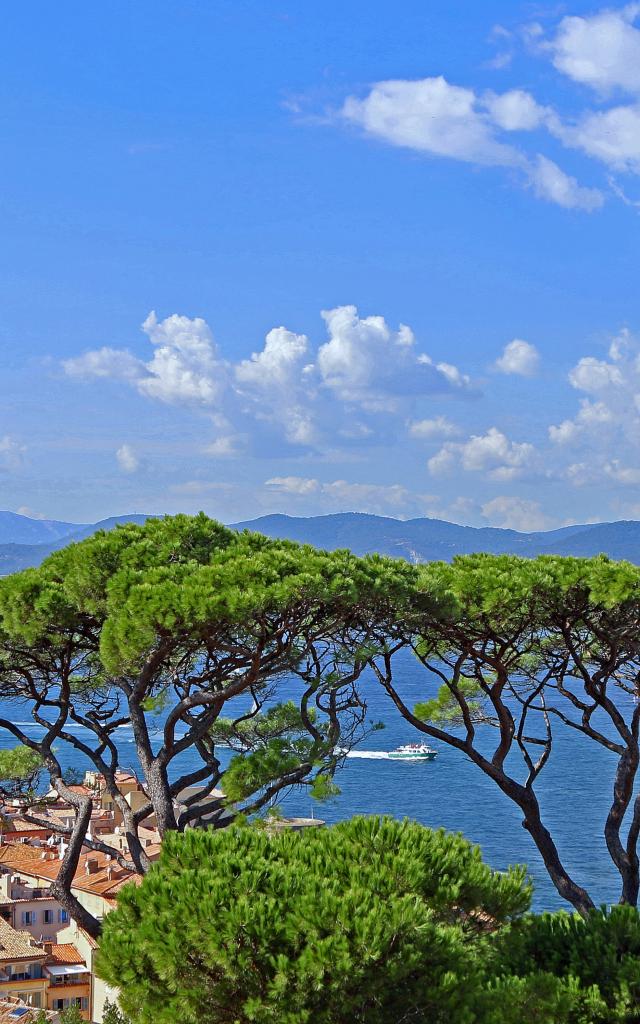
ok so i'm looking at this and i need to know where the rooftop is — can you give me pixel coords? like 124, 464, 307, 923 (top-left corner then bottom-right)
0, 919, 44, 963
0, 998, 57, 1022
0, 846, 137, 900
45, 944, 85, 967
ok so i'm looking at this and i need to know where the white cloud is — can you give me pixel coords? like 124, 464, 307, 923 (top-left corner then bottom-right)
0, 435, 26, 470
548, 5, 640, 95
342, 76, 521, 167
16, 505, 46, 519
137, 311, 223, 405
341, 75, 603, 210
569, 356, 625, 392
604, 460, 640, 484
527, 155, 604, 210
116, 443, 139, 473
236, 326, 310, 391
484, 89, 548, 131
317, 305, 470, 410
235, 326, 316, 445
64, 306, 472, 456
548, 329, 640, 489
562, 104, 640, 173
203, 435, 243, 457
425, 428, 536, 483
494, 338, 540, 376
64, 313, 225, 407
63, 346, 144, 381
265, 475, 423, 515
428, 427, 539, 480
265, 476, 321, 496
481, 495, 550, 532
549, 399, 613, 444
408, 416, 460, 440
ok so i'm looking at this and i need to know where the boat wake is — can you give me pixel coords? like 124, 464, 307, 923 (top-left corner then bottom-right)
345, 750, 390, 760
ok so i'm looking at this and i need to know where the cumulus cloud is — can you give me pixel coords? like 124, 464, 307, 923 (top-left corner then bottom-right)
484, 89, 549, 131
116, 443, 140, 473
481, 495, 549, 532
548, 328, 640, 487
428, 427, 539, 481
265, 475, 423, 515
408, 416, 461, 440
604, 460, 640, 484
527, 154, 604, 210
316, 305, 469, 411
548, 4, 640, 95
265, 476, 320, 496
236, 326, 316, 445
63, 305, 474, 457
341, 75, 603, 210
549, 399, 613, 444
342, 77, 522, 166
494, 339, 540, 376
63, 347, 144, 382
137, 312, 224, 405
557, 104, 640, 174
64, 312, 225, 407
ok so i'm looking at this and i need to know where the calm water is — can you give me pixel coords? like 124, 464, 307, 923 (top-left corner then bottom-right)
0, 651, 623, 913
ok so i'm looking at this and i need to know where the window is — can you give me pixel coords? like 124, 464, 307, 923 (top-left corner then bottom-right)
20, 911, 36, 925
43, 909, 53, 924
57, 909, 69, 923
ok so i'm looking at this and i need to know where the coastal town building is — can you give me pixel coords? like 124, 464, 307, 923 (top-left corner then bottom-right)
0, 769, 162, 1022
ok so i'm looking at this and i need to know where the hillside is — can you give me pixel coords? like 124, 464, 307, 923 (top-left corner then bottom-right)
1, 510, 640, 574
0, 511, 85, 545
0, 513, 152, 574
231, 513, 637, 563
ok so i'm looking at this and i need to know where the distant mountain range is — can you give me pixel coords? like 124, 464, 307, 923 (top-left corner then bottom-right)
0, 513, 151, 575
1, 509, 639, 576
232, 514, 640, 563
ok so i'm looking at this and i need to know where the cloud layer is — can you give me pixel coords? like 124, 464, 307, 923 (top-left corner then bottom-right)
337, 4, 640, 211
64, 306, 473, 457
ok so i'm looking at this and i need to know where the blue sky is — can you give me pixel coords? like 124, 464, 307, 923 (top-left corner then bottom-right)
1, 0, 640, 529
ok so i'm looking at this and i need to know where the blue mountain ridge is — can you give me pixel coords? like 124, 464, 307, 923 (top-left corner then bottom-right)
0, 510, 639, 574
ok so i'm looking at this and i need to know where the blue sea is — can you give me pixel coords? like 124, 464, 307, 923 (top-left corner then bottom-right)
0, 651, 623, 913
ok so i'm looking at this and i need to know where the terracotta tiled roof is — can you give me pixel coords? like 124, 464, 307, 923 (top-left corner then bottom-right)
0, 919, 44, 962
0, 845, 137, 899
0, 999, 57, 1023
46, 943, 86, 966
0, 818, 49, 833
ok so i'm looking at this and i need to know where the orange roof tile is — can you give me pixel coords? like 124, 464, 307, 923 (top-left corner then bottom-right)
46, 943, 86, 966
0, 919, 45, 962
0, 999, 57, 1023
0, 845, 137, 899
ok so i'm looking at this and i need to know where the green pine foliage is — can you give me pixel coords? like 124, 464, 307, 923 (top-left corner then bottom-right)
103, 999, 132, 1024
59, 1007, 84, 1024
496, 905, 640, 1020
97, 816, 534, 1024
97, 817, 640, 1023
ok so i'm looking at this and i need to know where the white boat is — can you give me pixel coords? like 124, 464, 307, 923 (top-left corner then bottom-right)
388, 743, 437, 761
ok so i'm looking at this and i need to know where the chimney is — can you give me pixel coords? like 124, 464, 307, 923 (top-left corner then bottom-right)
85, 857, 99, 875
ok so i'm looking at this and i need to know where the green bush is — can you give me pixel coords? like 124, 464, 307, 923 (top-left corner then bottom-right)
97, 816, 531, 1024
96, 817, 640, 1024
494, 905, 640, 1022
